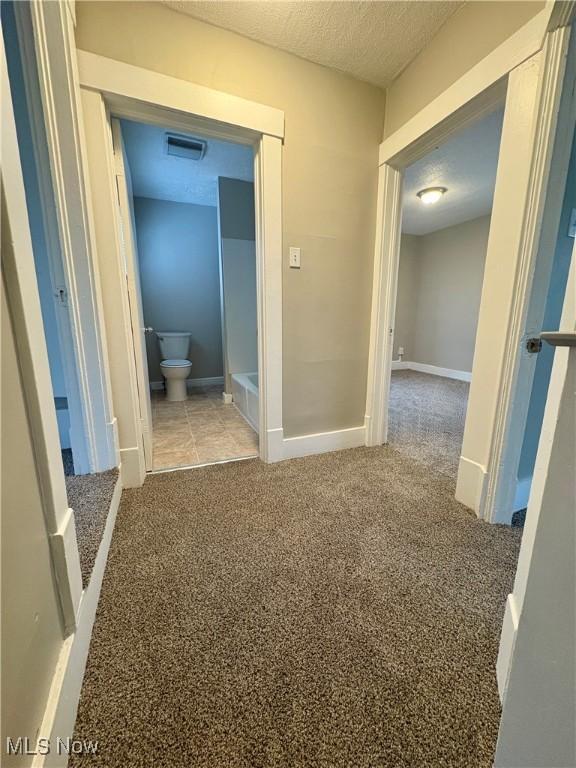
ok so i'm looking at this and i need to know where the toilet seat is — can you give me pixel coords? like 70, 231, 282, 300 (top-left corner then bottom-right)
160, 359, 191, 368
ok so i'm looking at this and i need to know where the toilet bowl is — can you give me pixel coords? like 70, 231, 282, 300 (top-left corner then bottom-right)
156, 332, 192, 401
160, 359, 193, 401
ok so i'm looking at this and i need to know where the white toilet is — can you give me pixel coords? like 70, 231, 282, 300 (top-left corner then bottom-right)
157, 332, 192, 401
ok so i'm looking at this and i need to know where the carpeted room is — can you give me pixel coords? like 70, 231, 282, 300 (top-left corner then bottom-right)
70, 444, 521, 767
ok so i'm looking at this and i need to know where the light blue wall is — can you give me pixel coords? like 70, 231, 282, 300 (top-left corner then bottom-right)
517, 127, 576, 484
133, 197, 224, 382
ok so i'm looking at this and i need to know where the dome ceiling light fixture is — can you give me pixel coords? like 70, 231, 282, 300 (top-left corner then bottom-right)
416, 186, 447, 205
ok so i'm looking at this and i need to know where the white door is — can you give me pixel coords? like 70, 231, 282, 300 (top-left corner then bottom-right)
110, 119, 154, 471
495, 253, 575, 766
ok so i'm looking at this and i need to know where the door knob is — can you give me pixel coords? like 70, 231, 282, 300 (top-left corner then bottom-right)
143, 327, 154, 334
540, 331, 576, 347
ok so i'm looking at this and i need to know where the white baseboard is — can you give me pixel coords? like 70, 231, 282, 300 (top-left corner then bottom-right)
108, 416, 120, 469
455, 455, 487, 515
49, 509, 83, 634
119, 445, 146, 488
35, 476, 122, 768
149, 376, 224, 392
282, 425, 366, 460
391, 360, 472, 382
513, 476, 532, 512
262, 427, 284, 463
497, 593, 520, 702
222, 392, 233, 404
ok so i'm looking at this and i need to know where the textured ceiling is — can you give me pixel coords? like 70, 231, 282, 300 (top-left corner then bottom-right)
121, 119, 254, 207
163, 1, 461, 89
402, 109, 504, 236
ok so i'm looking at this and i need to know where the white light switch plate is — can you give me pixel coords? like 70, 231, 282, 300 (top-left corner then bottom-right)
289, 246, 301, 268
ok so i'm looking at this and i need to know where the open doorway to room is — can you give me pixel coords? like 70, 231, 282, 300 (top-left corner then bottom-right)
388, 109, 503, 483
117, 118, 260, 472
2, 0, 91, 478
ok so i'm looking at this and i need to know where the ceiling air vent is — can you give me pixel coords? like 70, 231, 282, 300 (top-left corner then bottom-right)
165, 133, 207, 161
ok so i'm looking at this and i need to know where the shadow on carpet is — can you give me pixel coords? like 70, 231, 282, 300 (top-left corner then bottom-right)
71, 446, 521, 768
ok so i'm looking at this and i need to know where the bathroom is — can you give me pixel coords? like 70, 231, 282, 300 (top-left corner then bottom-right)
120, 119, 259, 471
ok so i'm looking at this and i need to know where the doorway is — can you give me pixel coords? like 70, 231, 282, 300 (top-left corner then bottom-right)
78, 53, 284, 485
116, 118, 260, 471
2, 0, 90, 476
388, 109, 503, 482
366, 24, 574, 523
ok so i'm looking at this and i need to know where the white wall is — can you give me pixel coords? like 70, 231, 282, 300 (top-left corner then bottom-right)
218, 178, 258, 391
394, 216, 490, 372
133, 197, 224, 383
1, 273, 65, 767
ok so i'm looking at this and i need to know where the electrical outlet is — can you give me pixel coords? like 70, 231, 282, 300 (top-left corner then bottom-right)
289, 246, 301, 268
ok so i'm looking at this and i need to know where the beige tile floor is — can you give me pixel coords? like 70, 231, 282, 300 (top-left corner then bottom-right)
151, 385, 259, 471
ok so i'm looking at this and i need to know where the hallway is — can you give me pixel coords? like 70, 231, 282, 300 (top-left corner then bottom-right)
71, 445, 520, 767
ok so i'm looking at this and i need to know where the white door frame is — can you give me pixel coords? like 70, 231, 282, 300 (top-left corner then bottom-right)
365, 4, 572, 522
10, 2, 89, 474
110, 118, 154, 472
77, 51, 285, 472
21, 0, 118, 474
484, 27, 576, 523
1, 33, 82, 635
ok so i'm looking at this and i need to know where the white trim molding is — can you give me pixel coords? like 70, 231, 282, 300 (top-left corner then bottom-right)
254, 133, 284, 462
34, 476, 122, 768
480, 25, 574, 523
48, 508, 83, 634
77, 50, 284, 141
496, 593, 520, 701
365, 164, 402, 447
283, 426, 366, 460
390, 361, 472, 382
26, 1, 117, 473
455, 456, 488, 513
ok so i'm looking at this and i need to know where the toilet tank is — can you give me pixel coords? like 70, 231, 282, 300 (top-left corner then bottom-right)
156, 332, 191, 360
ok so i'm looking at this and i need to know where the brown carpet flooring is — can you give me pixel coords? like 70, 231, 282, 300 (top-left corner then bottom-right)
66, 469, 119, 588
71, 447, 520, 767
389, 370, 469, 480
